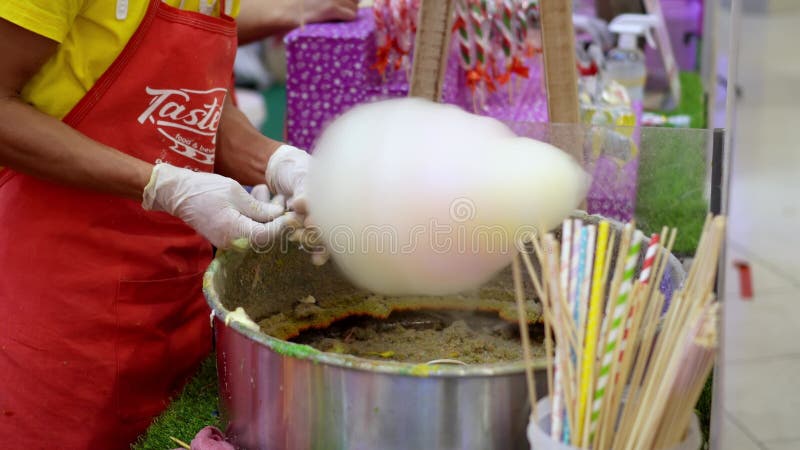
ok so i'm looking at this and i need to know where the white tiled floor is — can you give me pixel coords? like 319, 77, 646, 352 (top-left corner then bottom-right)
725, 358, 800, 442
718, 414, 764, 450
719, 3, 800, 450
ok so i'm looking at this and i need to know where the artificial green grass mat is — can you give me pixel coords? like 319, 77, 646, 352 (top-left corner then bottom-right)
696, 374, 715, 450
634, 127, 709, 254
132, 356, 221, 450
650, 71, 706, 129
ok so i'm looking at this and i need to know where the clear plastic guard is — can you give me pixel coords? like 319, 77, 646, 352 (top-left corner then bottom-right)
508, 122, 719, 256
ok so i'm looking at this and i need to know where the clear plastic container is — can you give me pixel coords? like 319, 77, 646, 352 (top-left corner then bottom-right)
605, 46, 647, 102
527, 397, 701, 450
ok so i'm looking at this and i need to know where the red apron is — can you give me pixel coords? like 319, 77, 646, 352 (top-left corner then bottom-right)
0, 1, 236, 448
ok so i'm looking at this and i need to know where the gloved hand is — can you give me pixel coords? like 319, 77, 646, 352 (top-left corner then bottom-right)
251, 183, 329, 266
265, 145, 310, 214
142, 164, 300, 249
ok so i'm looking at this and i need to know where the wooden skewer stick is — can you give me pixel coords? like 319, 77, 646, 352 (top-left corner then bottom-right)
170, 436, 191, 450
652, 303, 718, 449
524, 239, 583, 443
532, 237, 580, 351
520, 249, 554, 403
627, 296, 711, 450
624, 221, 724, 449
616, 228, 677, 448
546, 233, 581, 441
512, 252, 538, 421
608, 282, 651, 449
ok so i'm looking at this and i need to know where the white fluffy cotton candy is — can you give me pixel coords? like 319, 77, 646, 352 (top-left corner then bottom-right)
307, 98, 589, 296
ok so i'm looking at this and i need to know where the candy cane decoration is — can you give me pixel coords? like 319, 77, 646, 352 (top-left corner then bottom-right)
372, 0, 388, 77
399, 0, 416, 74
493, 0, 514, 86
454, 0, 476, 87
466, 0, 497, 107
513, 0, 529, 55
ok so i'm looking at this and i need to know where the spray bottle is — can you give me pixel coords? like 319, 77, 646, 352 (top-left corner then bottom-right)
606, 14, 659, 103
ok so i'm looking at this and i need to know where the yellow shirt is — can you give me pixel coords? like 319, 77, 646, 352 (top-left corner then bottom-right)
0, 0, 240, 120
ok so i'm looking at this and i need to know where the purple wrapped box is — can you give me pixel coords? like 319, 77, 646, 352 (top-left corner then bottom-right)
586, 156, 638, 222
285, 9, 406, 150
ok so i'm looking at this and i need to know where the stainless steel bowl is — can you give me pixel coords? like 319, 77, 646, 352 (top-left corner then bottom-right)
203, 213, 685, 450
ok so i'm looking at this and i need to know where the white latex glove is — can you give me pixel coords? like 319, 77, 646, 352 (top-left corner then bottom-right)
265, 145, 309, 214
142, 164, 300, 249
250, 184, 284, 207
252, 183, 330, 266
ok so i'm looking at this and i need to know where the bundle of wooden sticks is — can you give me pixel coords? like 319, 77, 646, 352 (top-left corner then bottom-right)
511, 214, 725, 449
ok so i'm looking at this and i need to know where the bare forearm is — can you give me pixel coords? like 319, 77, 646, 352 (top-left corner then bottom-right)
236, 0, 299, 44
236, 0, 359, 44
0, 97, 152, 200
215, 96, 282, 186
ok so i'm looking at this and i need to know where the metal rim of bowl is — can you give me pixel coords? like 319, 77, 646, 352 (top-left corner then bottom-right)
203, 211, 686, 379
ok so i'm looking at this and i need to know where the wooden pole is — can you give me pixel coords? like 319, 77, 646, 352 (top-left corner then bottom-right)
409, 0, 456, 102
539, 0, 580, 124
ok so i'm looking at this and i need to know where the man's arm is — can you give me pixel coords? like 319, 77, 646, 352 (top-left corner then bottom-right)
215, 93, 310, 214
0, 19, 152, 200
236, 0, 359, 44
215, 94, 283, 186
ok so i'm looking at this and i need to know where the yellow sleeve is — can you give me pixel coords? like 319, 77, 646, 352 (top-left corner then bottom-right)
0, 0, 85, 43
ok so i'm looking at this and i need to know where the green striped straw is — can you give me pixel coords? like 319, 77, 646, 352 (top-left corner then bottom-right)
589, 227, 643, 442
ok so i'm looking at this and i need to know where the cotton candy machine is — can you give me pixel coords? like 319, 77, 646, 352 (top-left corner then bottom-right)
204, 213, 685, 450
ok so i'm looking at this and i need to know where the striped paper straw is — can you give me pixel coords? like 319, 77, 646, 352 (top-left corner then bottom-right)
569, 220, 584, 334
579, 227, 596, 341
617, 233, 660, 372
564, 220, 584, 443
639, 233, 660, 283
578, 221, 608, 446
550, 220, 572, 439
589, 228, 643, 441
560, 219, 573, 309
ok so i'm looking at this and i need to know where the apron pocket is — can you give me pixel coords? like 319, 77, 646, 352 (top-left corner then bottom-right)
114, 271, 209, 423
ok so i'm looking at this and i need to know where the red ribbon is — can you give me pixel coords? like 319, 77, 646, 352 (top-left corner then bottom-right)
371, 41, 394, 76
495, 57, 529, 86
467, 64, 497, 92
466, 68, 482, 92
496, 72, 511, 86
509, 57, 530, 78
